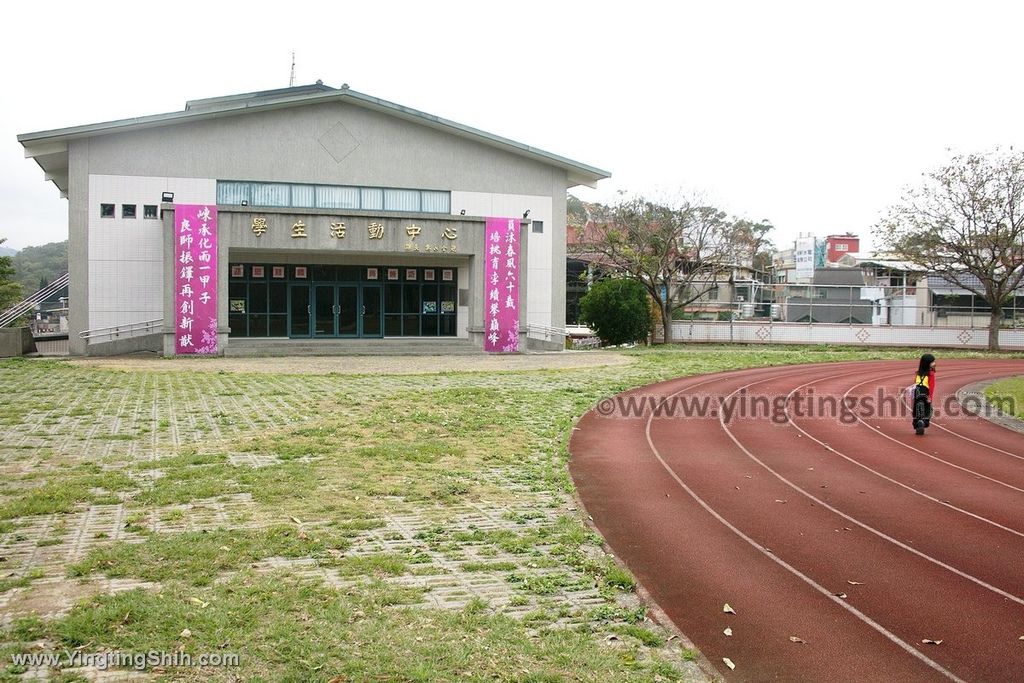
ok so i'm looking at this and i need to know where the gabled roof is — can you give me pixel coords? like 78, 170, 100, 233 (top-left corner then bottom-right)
18, 82, 611, 197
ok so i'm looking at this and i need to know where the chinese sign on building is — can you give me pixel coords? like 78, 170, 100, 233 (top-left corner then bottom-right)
794, 236, 815, 280
174, 205, 218, 354
484, 217, 520, 353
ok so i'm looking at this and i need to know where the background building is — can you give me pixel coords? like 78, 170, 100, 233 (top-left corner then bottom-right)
18, 83, 609, 355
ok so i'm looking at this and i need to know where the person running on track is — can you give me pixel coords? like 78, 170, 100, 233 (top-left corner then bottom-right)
912, 353, 936, 435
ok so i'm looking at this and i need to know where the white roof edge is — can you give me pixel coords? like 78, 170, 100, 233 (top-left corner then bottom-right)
17, 86, 611, 183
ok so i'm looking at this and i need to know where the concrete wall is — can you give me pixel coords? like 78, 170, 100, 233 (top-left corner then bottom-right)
0, 328, 36, 357
87, 175, 215, 332
660, 320, 1024, 350
451, 192, 554, 330
84, 332, 162, 357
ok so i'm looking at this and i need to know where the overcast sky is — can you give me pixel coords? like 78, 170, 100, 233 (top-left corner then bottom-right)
3, 0, 1021, 253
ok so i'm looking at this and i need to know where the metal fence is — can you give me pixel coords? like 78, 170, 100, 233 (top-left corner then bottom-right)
675, 284, 1023, 329
657, 319, 1024, 350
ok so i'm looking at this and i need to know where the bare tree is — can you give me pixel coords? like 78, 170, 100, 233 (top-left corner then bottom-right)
576, 196, 742, 344
879, 149, 1024, 351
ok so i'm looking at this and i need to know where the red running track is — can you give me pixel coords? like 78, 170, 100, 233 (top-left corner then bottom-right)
569, 359, 1024, 682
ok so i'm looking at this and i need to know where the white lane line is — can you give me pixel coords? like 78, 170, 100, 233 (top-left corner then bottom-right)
837, 368, 1024, 494
864, 365, 1024, 459
708, 368, 1024, 606
779, 367, 1024, 538
639, 365, 966, 683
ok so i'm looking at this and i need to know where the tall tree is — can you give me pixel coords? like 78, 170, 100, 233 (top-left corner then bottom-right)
879, 149, 1024, 351
0, 238, 23, 318
727, 218, 776, 275
579, 196, 742, 344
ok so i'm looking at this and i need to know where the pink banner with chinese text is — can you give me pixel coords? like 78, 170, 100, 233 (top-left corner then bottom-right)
174, 204, 218, 354
484, 217, 521, 353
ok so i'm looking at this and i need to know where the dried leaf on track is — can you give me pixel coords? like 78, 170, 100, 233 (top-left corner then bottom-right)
723, 658, 736, 670
847, 581, 863, 585
724, 627, 733, 637
789, 636, 806, 644
921, 639, 943, 645
834, 592, 848, 599
723, 603, 736, 614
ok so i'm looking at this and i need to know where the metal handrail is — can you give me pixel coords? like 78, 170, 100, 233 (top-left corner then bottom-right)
0, 272, 70, 328
526, 323, 567, 338
80, 318, 163, 342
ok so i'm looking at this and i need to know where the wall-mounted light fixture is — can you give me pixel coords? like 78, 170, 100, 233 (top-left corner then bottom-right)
161, 191, 174, 202
459, 209, 466, 215
241, 200, 249, 206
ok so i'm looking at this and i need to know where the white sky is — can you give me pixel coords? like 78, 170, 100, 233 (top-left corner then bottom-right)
2, 0, 1022, 254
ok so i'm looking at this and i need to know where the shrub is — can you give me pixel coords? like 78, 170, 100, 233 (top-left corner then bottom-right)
579, 278, 652, 346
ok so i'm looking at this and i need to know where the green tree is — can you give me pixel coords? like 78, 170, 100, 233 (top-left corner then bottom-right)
728, 218, 776, 276
879, 149, 1024, 351
12, 240, 67, 296
0, 238, 23, 319
578, 196, 745, 344
579, 277, 651, 345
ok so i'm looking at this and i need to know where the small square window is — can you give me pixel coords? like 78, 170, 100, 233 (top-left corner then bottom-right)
100, 203, 115, 218
143, 205, 158, 219
122, 204, 137, 219
532, 220, 544, 234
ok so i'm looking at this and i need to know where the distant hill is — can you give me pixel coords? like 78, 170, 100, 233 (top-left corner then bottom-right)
0, 245, 16, 258
12, 240, 68, 300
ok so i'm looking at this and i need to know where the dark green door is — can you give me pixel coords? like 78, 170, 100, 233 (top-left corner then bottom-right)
338, 286, 358, 337
361, 284, 382, 337
289, 285, 311, 338
314, 285, 336, 337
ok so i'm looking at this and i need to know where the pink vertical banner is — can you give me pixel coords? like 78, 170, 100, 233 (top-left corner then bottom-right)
174, 204, 218, 355
484, 217, 521, 353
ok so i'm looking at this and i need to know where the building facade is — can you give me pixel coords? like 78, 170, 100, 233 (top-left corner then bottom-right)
18, 83, 609, 355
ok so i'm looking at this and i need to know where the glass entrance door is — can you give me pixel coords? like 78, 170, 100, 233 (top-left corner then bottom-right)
289, 285, 311, 337
361, 285, 382, 337
338, 286, 358, 336
314, 285, 336, 337
313, 285, 360, 337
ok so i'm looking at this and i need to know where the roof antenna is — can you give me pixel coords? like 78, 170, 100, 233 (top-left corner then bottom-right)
289, 51, 296, 87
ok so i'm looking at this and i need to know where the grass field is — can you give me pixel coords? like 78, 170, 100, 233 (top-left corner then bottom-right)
985, 376, 1024, 418
1, 346, 1019, 682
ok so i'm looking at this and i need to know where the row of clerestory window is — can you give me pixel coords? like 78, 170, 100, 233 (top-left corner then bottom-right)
100, 203, 159, 220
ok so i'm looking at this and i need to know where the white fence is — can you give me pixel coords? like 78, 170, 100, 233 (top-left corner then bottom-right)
659, 320, 1024, 350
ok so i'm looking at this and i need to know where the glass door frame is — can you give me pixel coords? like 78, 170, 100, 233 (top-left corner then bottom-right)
360, 284, 383, 339
287, 283, 312, 338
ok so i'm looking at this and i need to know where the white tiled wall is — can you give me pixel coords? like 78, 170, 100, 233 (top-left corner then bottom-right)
665, 321, 1024, 350
87, 175, 216, 331
450, 191, 553, 329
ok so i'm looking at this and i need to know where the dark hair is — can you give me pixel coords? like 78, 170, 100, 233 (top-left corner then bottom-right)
916, 353, 936, 377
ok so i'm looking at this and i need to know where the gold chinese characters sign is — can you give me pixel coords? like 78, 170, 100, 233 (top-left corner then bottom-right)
245, 217, 459, 251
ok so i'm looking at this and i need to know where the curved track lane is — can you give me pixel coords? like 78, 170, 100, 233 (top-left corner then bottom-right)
569, 360, 1024, 682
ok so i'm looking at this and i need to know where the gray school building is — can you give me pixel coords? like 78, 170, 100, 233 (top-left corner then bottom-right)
18, 82, 608, 355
